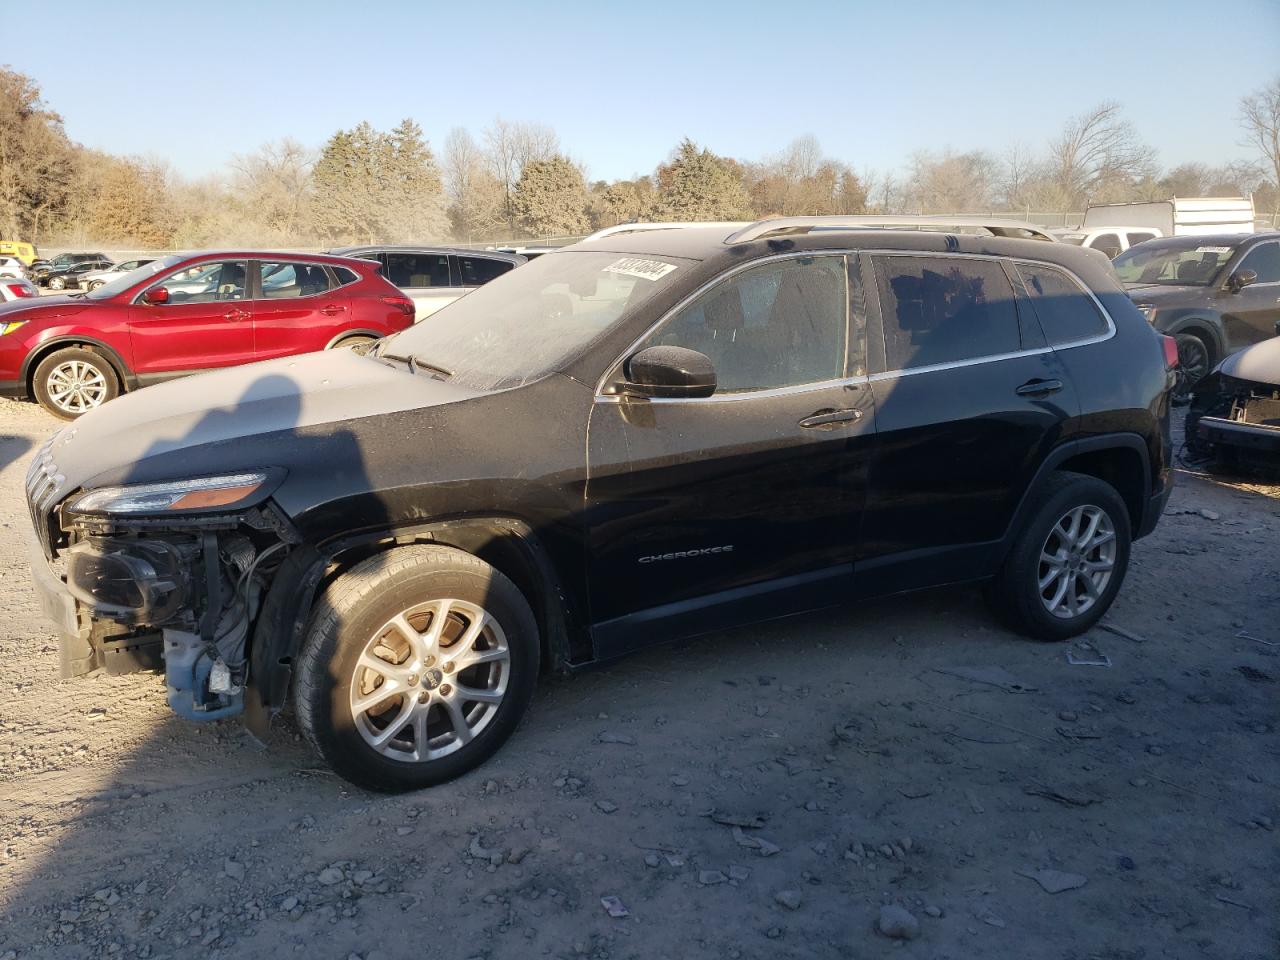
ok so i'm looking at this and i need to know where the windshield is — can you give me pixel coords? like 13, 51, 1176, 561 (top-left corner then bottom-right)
380, 250, 689, 389
87, 254, 185, 299
1113, 241, 1237, 286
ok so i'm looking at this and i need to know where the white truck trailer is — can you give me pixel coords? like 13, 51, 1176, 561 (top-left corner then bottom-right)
1083, 197, 1255, 238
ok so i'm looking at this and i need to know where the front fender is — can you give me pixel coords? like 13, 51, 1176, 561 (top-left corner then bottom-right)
19, 327, 136, 388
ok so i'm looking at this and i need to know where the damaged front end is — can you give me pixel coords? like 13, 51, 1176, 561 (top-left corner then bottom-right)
26, 453, 297, 723
1186, 367, 1280, 475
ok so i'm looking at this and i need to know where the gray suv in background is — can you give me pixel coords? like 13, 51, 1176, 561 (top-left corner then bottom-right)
329, 246, 525, 321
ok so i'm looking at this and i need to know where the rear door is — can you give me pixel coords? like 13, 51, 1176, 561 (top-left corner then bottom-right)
127, 260, 254, 376
856, 253, 1079, 594
456, 254, 516, 295
385, 252, 456, 320
1223, 240, 1280, 346
251, 259, 351, 359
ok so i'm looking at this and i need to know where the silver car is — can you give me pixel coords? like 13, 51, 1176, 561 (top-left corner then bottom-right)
328, 246, 525, 321
0, 275, 38, 302
76, 257, 157, 291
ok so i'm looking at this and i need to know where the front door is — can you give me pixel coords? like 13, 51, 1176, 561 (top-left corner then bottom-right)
1223, 240, 1280, 348
585, 253, 875, 659
856, 252, 1079, 594
127, 260, 253, 377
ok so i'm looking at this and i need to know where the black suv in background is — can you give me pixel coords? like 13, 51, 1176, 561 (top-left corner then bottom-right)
26, 218, 1175, 791
1114, 232, 1280, 397
31, 252, 112, 288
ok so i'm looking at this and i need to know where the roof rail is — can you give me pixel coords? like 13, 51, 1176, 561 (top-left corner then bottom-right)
725, 216, 1058, 244
583, 221, 750, 242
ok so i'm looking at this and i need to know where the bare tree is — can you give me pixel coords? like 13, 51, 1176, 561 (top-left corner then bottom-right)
231, 138, 314, 241
442, 127, 505, 241
483, 118, 560, 231
1239, 77, 1280, 212
905, 149, 1000, 212
1049, 102, 1156, 207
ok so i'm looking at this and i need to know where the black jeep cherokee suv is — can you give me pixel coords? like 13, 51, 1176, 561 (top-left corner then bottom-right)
26, 220, 1175, 791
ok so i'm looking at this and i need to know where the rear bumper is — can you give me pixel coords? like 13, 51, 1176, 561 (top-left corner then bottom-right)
1195, 416, 1280, 455
1136, 472, 1173, 540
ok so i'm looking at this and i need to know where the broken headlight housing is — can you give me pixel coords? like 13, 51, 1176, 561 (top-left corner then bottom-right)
68, 473, 271, 516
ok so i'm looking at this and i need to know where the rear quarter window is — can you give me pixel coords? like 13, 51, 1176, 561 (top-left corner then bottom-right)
1015, 263, 1109, 347
874, 255, 1021, 371
459, 256, 514, 285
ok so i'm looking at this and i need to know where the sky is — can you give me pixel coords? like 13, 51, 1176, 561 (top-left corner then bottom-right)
8, 0, 1280, 183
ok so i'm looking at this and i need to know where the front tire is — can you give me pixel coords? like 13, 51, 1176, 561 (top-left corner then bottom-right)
294, 545, 539, 792
32, 347, 120, 419
1172, 333, 1212, 404
986, 471, 1131, 642
48, 276, 66, 290
89, 280, 105, 291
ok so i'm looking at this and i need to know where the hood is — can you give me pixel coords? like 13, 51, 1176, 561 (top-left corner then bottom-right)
1219, 337, 1280, 386
44, 349, 482, 493
1124, 283, 1204, 303
0, 294, 91, 321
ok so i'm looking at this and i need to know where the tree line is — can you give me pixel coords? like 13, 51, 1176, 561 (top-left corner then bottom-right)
2, 65, 1277, 250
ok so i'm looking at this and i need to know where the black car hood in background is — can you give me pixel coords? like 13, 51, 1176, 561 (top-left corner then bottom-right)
47, 349, 483, 494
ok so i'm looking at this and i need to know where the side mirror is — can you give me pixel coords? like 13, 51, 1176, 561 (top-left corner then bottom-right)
1227, 269, 1258, 293
623, 346, 716, 399
142, 286, 169, 305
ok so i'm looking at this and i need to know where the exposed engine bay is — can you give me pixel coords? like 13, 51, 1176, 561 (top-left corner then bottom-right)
1185, 337, 1280, 476
53, 506, 296, 723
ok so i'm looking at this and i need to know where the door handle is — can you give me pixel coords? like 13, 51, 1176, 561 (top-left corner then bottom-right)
222, 308, 248, 321
799, 408, 863, 428
320, 304, 346, 316
1015, 378, 1063, 398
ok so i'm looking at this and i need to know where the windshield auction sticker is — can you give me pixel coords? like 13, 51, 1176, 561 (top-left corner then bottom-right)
605, 258, 678, 282
1195, 246, 1233, 254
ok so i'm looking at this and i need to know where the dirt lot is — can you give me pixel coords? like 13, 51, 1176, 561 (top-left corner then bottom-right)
0, 395, 1277, 960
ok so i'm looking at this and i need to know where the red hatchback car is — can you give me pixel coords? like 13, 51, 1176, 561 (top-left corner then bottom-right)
0, 251, 415, 419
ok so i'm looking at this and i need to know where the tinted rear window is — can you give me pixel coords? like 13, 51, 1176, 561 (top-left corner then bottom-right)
459, 256, 514, 285
1015, 263, 1109, 346
874, 256, 1020, 370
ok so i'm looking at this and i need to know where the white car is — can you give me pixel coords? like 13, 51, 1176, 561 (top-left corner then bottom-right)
76, 257, 156, 291
1050, 227, 1163, 259
0, 255, 28, 280
328, 246, 526, 321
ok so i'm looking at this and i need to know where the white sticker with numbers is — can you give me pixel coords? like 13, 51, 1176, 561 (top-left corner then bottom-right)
605, 258, 678, 282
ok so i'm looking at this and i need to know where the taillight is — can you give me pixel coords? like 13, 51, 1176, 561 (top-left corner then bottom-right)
1161, 335, 1179, 369
382, 295, 415, 319
4, 283, 33, 299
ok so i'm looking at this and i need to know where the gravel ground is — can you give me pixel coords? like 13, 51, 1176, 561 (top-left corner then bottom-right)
1, 394, 1277, 960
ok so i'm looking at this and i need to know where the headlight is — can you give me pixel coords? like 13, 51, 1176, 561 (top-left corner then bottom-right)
69, 473, 269, 515
1, 320, 27, 336
1134, 304, 1156, 323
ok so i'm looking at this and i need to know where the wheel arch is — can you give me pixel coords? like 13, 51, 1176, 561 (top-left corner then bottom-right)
1161, 315, 1225, 364
245, 516, 582, 733
22, 336, 133, 396
323, 328, 383, 350
998, 434, 1152, 567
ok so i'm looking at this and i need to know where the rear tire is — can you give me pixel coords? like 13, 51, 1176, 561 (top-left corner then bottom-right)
986, 471, 1131, 642
294, 545, 539, 792
32, 347, 120, 420
331, 335, 377, 352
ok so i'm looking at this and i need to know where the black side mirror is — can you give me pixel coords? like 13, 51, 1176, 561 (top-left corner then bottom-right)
1227, 269, 1258, 293
623, 346, 716, 399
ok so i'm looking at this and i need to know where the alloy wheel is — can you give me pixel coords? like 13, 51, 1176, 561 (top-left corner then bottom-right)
350, 598, 510, 763
49, 277, 65, 290
1173, 335, 1209, 402
45, 360, 108, 414
1037, 504, 1116, 620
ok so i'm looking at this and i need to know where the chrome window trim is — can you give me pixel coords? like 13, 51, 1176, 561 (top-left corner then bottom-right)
866, 250, 1117, 377
593, 374, 870, 405
1009, 258, 1118, 351
593, 250, 857, 400
130, 258, 250, 307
